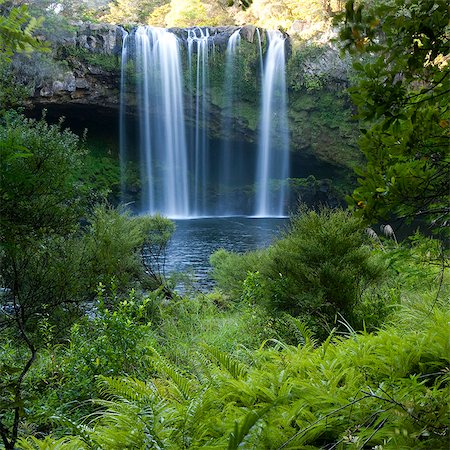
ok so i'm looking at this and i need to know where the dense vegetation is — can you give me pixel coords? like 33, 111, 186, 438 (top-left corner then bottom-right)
20, 0, 345, 31
1, 0, 449, 449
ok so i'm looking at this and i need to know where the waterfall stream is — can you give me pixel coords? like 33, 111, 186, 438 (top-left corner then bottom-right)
188, 28, 211, 216
218, 29, 241, 215
120, 26, 290, 218
255, 30, 290, 217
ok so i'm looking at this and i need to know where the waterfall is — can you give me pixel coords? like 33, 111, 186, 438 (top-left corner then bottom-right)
255, 30, 290, 217
119, 28, 128, 202
255, 28, 264, 75
187, 28, 211, 216
128, 27, 189, 218
218, 29, 241, 215
119, 26, 290, 218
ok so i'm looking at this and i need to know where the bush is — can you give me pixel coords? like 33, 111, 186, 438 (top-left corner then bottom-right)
76, 205, 175, 299
16, 288, 163, 430
210, 248, 269, 299
0, 111, 85, 242
265, 208, 384, 325
211, 208, 385, 336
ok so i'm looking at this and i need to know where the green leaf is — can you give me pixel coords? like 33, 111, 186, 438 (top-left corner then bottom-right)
228, 405, 272, 450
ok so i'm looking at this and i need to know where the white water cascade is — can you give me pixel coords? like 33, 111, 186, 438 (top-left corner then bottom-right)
218, 29, 241, 215
120, 27, 290, 218
187, 28, 211, 216
119, 28, 129, 201
255, 30, 290, 217
130, 27, 189, 217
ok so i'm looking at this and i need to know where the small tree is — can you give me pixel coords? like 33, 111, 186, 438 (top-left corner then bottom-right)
0, 112, 87, 449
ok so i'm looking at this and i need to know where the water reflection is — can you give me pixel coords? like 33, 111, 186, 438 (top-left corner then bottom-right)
164, 217, 289, 290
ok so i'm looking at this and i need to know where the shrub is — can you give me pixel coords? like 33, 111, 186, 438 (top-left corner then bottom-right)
210, 248, 269, 299
80, 206, 175, 299
212, 208, 385, 335
264, 208, 384, 328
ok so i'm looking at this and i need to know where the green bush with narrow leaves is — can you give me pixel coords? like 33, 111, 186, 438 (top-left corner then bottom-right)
212, 208, 385, 336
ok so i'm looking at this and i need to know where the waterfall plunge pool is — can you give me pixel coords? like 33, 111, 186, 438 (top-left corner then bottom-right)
161, 216, 289, 291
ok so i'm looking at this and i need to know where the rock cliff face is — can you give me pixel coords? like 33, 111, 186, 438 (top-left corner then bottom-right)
31, 23, 267, 110
27, 23, 358, 172
32, 23, 123, 109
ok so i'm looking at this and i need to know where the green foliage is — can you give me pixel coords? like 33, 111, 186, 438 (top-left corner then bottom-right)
210, 248, 269, 299
0, 1, 47, 63
3, 227, 447, 447
202, 343, 249, 379
62, 46, 120, 74
23, 295, 449, 449
76, 153, 121, 201
66, 289, 158, 379
0, 113, 84, 448
287, 84, 360, 171
7, 289, 163, 434
0, 111, 175, 448
103, 0, 168, 24
0, 112, 85, 242
265, 208, 383, 323
212, 208, 385, 336
240, 0, 331, 30
0, 59, 31, 110
80, 205, 161, 295
17, 435, 86, 450
166, 0, 209, 27
0, 112, 89, 339
27, 0, 103, 22
24, 1, 79, 45
337, 0, 450, 232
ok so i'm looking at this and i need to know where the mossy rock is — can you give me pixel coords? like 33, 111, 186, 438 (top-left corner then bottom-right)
290, 94, 317, 112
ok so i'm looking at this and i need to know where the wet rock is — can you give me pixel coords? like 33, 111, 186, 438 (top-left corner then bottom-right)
77, 23, 123, 55
75, 78, 90, 90
240, 25, 257, 43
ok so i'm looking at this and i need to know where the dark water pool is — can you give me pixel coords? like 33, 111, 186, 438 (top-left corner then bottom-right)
163, 217, 289, 290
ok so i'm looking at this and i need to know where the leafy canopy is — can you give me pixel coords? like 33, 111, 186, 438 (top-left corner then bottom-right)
0, 0, 47, 63
338, 0, 449, 232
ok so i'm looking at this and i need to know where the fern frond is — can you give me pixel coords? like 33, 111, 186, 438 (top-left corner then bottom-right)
150, 347, 196, 400
16, 435, 87, 450
202, 344, 249, 380
88, 399, 164, 449
282, 314, 318, 347
96, 375, 157, 404
49, 415, 94, 447
227, 404, 272, 450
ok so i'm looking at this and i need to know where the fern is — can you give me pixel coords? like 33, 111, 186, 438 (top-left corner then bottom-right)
149, 347, 197, 400
96, 375, 158, 404
228, 405, 273, 450
282, 314, 318, 347
16, 435, 87, 449
202, 344, 249, 380
20, 286, 449, 449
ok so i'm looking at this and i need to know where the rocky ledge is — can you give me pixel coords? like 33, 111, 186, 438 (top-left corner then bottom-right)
30, 23, 123, 109
30, 23, 274, 110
